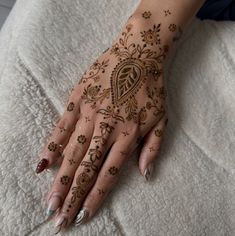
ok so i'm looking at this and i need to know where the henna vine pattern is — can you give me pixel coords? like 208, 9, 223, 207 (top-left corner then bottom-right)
109, 24, 167, 124
71, 172, 92, 203
97, 106, 125, 124
80, 59, 109, 83
77, 135, 87, 144
93, 122, 114, 145
67, 102, 75, 111
48, 142, 57, 152
82, 84, 111, 108
142, 11, 151, 19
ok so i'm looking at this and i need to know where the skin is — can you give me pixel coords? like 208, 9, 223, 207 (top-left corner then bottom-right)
36, 0, 206, 232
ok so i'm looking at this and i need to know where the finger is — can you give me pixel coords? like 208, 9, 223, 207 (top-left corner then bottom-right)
45, 120, 94, 217
53, 121, 115, 232
75, 139, 133, 226
35, 94, 81, 173
139, 115, 168, 181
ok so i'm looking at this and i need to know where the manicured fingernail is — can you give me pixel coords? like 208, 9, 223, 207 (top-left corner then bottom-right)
35, 158, 48, 173
75, 208, 89, 226
144, 163, 154, 181
46, 193, 62, 217
54, 216, 67, 235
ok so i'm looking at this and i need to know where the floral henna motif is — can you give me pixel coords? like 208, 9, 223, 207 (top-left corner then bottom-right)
168, 24, 177, 32
93, 122, 114, 145
60, 176, 71, 185
71, 172, 92, 203
77, 135, 87, 144
108, 166, 119, 175
164, 10, 171, 16
82, 84, 110, 108
80, 59, 109, 83
67, 102, 75, 111
141, 24, 161, 46
155, 129, 163, 137
142, 11, 151, 19
48, 142, 57, 152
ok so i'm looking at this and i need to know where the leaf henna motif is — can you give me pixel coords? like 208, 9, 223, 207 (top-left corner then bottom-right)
110, 58, 146, 106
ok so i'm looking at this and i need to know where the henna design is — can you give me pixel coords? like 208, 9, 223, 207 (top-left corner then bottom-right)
68, 159, 76, 165
97, 105, 125, 123
146, 86, 166, 118
164, 10, 171, 16
80, 59, 109, 83
122, 131, 130, 136
141, 24, 161, 46
155, 129, 163, 137
71, 172, 92, 203
173, 27, 183, 42
82, 84, 111, 108
168, 24, 177, 32
97, 188, 105, 195
77, 135, 87, 144
48, 142, 57, 152
142, 11, 151, 19
59, 127, 66, 133
93, 122, 114, 145
67, 102, 75, 111
60, 176, 71, 185
149, 147, 155, 152
85, 116, 91, 122
108, 166, 119, 175
81, 146, 102, 173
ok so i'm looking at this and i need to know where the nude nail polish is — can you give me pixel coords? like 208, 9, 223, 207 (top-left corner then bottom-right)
75, 208, 89, 226
35, 158, 48, 173
54, 216, 67, 235
144, 163, 154, 181
46, 193, 62, 217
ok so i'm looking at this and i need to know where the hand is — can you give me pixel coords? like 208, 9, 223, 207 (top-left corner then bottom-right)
36, 12, 172, 233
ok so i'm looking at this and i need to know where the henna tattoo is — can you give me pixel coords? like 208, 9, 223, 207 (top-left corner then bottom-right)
82, 84, 110, 108
146, 86, 166, 118
168, 24, 177, 32
97, 188, 105, 195
71, 172, 91, 203
149, 147, 155, 152
68, 159, 76, 165
67, 102, 75, 111
80, 59, 109, 83
85, 116, 91, 122
93, 122, 114, 145
59, 126, 66, 133
108, 166, 119, 175
97, 105, 125, 123
77, 135, 87, 144
48, 141, 57, 152
141, 24, 161, 46
60, 176, 71, 185
122, 131, 130, 136
142, 11, 151, 19
164, 10, 171, 16
173, 27, 183, 42
155, 129, 163, 137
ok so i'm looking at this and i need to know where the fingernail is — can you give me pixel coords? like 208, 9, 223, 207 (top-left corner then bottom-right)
35, 158, 48, 173
54, 216, 67, 235
75, 208, 89, 226
46, 193, 62, 217
144, 163, 154, 181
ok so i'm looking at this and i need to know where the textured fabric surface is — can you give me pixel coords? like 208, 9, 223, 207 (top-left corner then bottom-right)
0, 0, 235, 235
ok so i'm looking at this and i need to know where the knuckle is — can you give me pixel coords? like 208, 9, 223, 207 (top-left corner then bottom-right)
64, 141, 83, 158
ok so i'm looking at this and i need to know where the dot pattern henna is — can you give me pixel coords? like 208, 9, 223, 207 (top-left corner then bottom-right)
168, 24, 177, 32
97, 188, 105, 195
93, 122, 114, 145
108, 166, 119, 175
48, 142, 57, 152
141, 24, 161, 46
82, 84, 111, 108
80, 59, 109, 84
85, 116, 91, 122
68, 159, 76, 165
77, 135, 87, 144
67, 102, 75, 111
122, 131, 130, 136
164, 10, 171, 16
59, 127, 66, 133
142, 11, 151, 19
60, 176, 71, 185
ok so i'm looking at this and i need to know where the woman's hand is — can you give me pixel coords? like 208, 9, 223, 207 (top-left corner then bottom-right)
35, 0, 205, 232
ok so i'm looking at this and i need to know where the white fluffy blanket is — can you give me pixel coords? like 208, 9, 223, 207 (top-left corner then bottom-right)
0, 0, 235, 235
